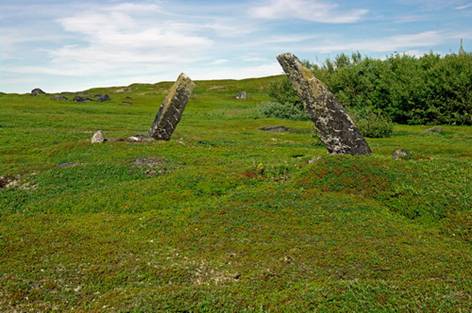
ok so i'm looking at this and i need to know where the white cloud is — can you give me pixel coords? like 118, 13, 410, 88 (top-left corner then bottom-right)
25, 3, 215, 77
251, 0, 368, 23
301, 31, 445, 53
455, 3, 472, 10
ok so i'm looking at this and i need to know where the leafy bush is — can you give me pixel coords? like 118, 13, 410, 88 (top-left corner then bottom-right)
351, 108, 394, 138
271, 51, 472, 125
260, 78, 308, 120
259, 101, 308, 120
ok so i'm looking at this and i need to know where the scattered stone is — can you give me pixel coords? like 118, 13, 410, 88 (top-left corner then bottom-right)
425, 126, 444, 134
94, 94, 110, 102
52, 95, 68, 101
126, 135, 154, 143
57, 162, 80, 169
122, 96, 133, 105
149, 73, 195, 140
277, 53, 371, 155
133, 157, 166, 176
31, 88, 46, 96
392, 149, 411, 160
308, 156, 322, 164
235, 91, 247, 100
0, 176, 14, 189
0, 175, 35, 190
91, 130, 106, 144
114, 88, 129, 93
73, 95, 93, 103
259, 125, 289, 132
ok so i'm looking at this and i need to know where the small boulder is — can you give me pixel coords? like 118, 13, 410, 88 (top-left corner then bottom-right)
425, 126, 444, 134
94, 94, 110, 102
57, 162, 80, 169
0, 175, 20, 189
31, 88, 46, 96
235, 91, 247, 100
126, 135, 154, 143
91, 130, 106, 144
259, 125, 289, 132
52, 95, 68, 101
392, 149, 411, 160
73, 95, 93, 103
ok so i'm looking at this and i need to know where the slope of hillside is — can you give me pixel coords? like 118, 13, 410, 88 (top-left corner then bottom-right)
0, 76, 471, 312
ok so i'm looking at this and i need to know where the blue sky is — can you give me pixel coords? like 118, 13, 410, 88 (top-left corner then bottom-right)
1, 0, 471, 93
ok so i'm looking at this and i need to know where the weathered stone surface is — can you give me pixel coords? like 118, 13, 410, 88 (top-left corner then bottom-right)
91, 130, 106, 144
31, 88, 46, 96
259, 125, 289, 132
392, 149, 411, 160
277, 53, 371, 155
235, 91, 247, 100
149, 73, 195, 140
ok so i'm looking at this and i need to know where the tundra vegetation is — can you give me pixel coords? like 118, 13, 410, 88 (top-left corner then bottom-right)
0, 70, 471, 311
264, 52, 472, 128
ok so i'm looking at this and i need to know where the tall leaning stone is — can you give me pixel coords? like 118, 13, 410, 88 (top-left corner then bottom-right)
277, 53, 371, 155
149, 73, 195, 140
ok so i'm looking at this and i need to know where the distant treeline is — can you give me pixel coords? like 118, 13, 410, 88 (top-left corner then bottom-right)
272, 51, 472, 125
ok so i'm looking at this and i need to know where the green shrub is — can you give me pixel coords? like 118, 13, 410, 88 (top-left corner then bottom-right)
351, 108, 394, 138
259, 101, 308, 120
260, 78, 308, 120
271, 51, 472, 125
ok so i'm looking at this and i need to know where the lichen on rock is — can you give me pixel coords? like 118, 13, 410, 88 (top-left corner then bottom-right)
276, 53, 371, 155
149, 73, 195, 140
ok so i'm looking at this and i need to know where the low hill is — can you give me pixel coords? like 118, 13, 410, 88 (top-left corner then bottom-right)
0, 76, 471, 312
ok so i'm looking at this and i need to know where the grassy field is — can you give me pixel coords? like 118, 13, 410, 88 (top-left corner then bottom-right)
0, 76, 471, 312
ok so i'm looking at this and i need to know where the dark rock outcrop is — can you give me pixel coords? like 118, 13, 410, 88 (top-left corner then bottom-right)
31, 88, 46, 96
94, 94, 110, 102
277, 53, 371, 155
73, 96, 93, 103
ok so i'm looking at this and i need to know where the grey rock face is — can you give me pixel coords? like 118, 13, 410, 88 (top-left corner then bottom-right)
149, 73, 195, 140
91, 130, 106, 144
235, 91, 247, 100
276, 53, 371, 155
31, 88, 46, 96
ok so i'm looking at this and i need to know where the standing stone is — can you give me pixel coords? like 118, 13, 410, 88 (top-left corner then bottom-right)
149, 73, 195, 140
277, 53, 371, 155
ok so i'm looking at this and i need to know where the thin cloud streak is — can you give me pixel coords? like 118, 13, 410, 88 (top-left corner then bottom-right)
251, 0, 368, 23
